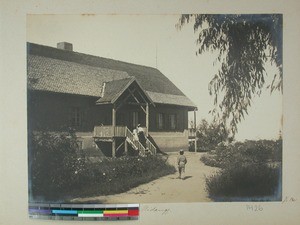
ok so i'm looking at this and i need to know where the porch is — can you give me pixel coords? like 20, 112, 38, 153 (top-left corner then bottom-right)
93, 125, 157, 156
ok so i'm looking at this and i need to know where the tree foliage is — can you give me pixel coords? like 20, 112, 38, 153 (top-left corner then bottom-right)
177, 14, 283, 134
29, 131, 85, 199
196, 119, 232, 151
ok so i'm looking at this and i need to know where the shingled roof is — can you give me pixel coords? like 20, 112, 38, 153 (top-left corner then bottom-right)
96, 77, 154, 105
97, 78, 133, 104
28, 54, 129, 97
27, 42, 197, 109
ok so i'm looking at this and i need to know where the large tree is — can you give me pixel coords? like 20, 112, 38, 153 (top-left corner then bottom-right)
177, 14, 283, 134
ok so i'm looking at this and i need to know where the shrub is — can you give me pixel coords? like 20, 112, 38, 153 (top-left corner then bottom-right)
200, 139, 282, 168
29, 131, 85, 200
29, 131, 176, 201
201, 139, 282, 200
200, 154, 220, 167
206, 164, 281, 200
70, 155, 176, 198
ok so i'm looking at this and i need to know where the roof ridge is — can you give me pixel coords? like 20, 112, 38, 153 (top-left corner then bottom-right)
103, 76, 134, 84
27, 42, 194, 106
28, 51, 130, 77
27, 42, 160, 71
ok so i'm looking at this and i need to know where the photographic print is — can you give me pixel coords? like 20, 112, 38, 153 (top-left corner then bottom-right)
27, 14, 282, 204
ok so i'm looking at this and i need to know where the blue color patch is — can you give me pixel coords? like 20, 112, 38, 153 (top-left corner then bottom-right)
52, 210, 78, 215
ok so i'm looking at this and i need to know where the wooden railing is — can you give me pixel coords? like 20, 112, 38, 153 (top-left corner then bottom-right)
94, 125, 157, 156
145, 137, 156, 155
125, 127, 146, 154
94, 126, 126, 138
125, 127, 156, 156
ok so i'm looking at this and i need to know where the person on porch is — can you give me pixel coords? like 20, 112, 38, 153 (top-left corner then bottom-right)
132, 128, 139, 148
137, 124, 146, 147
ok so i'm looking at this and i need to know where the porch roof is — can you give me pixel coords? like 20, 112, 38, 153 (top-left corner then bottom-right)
96, 77, 154, 105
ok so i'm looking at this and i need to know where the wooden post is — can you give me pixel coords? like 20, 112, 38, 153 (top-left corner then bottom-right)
194, 109, 197, 153
112, 139, 116, 158
112, 106, 116, 127
146, 103, 149, 137
112, 106, 116, 157
124, 140, 128, 155
124, 127, 128, 155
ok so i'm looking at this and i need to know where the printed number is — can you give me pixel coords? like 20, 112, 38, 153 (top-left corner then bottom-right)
246, 205, 263, 212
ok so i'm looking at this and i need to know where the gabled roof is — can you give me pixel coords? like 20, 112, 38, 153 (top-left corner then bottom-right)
28, 54, 129, 97
96, 77, 154, 105
27, 42, 197, 109
97, 78, 133, 104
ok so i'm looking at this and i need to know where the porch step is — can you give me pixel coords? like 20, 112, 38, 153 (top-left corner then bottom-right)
126, 137, 139, 151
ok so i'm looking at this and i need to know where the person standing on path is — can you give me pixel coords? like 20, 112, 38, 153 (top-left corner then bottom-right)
177, 149, 187, 179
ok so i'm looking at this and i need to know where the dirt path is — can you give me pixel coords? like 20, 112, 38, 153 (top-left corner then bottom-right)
72, 152, 218, 203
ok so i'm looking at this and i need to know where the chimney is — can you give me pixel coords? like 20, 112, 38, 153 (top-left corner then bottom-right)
57, 42, 73, 51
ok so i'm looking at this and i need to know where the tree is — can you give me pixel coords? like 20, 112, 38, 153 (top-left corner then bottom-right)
196, 119, 232, 151
177, 14, 283, 134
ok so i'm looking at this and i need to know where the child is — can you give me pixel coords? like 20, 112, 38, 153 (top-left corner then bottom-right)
177, 149, 187, 179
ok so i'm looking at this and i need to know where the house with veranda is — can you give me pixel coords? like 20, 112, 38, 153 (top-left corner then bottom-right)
27, 42, 197, 157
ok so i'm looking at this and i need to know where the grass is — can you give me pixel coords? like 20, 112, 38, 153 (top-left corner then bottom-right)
200, 139, 282, 201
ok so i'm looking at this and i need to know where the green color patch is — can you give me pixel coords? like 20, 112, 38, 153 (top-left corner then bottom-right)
77, 210, 103, 214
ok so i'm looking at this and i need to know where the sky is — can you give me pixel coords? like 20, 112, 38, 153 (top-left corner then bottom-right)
27, 14, 282, 141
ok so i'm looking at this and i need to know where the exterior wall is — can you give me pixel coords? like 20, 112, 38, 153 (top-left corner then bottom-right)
28, 91, 112, 132
148, 104, 189, 132
28, 91, 110, 151
149, 130, 189, 152
28, 91, 191, 152
148, 104, 189, 152
116, 104, 146, 130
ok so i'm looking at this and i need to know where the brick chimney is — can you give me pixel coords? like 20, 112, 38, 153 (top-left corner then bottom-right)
57, 42, 73, 51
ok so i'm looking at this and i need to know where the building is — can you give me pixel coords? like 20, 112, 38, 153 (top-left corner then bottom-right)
27, 42, 197, 157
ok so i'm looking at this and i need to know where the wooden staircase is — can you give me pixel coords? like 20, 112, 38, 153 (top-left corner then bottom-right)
125, 127, 157, 156
93, 125, 157, 156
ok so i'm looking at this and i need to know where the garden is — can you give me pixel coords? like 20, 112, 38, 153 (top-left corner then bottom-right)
28, 131, 176, 201
200, 139, 282, 201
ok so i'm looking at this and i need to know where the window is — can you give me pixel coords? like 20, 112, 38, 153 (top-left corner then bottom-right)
169, 114, 176, 130
70, 107, 82, 127
157, 113, 177, 131
157, 113, 164, 130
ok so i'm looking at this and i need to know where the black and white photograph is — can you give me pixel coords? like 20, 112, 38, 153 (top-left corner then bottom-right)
2, 0, 300, 224
27, 14, 283, 204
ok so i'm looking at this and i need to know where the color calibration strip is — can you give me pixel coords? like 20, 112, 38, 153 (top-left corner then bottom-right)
29, 203, 139, 221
